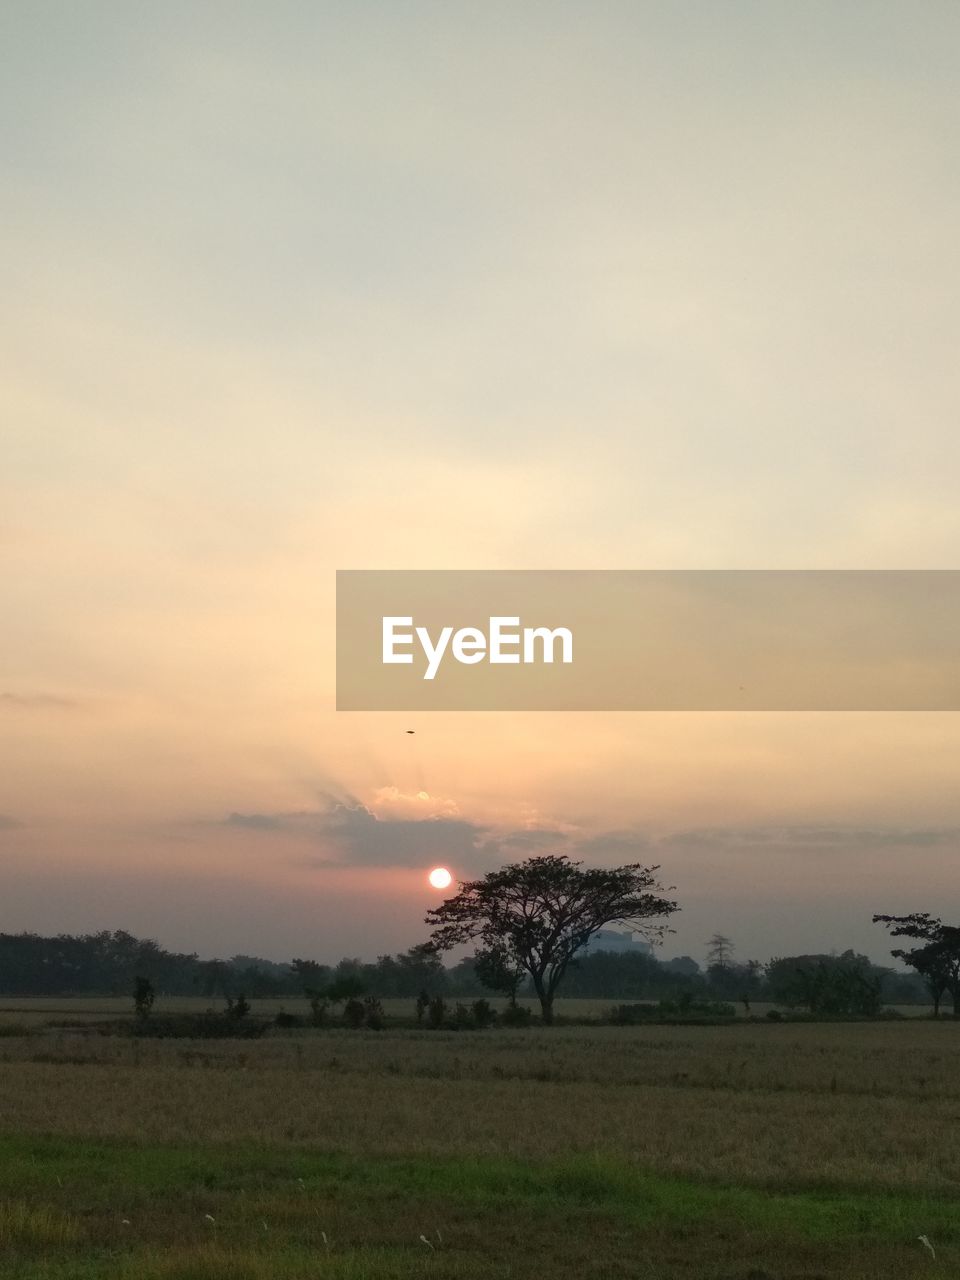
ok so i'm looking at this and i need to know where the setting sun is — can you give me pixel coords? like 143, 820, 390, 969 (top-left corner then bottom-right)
428, 867, 453, 890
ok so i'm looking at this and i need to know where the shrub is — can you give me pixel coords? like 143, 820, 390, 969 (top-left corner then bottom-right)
342, 998, 366, 1029
427, 996, 446, 1029
363, 996, 384, 1030
274, 1010, 304, 1029
471, 998, 496, 1028
225, 994, 250, 1022
305, 988, 329, 1027
607, 999, 736, 1025
133, 976, 154, 1021
453, 1002, 474, 1030
499, 1003, 533, 1027
415, 990, 430, 1024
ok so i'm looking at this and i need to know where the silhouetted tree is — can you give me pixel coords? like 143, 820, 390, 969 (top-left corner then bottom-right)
424, 855, 678, 1024
225, 993, 250, 1021
133, 975, 154, 1020
766, 951, 884, 1015
325, 974, 366, 1004
472, 944, 525, 1007
873, 913, 960, 1017
705, 934, 734, 968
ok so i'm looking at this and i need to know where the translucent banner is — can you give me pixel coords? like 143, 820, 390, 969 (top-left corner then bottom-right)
336, 571, 960, 711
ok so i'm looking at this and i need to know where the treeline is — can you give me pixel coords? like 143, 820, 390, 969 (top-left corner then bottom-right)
0, 931, 244, 998
0, 930, 932, 1008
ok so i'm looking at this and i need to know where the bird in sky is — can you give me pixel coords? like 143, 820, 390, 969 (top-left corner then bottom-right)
405, 729, 415, 734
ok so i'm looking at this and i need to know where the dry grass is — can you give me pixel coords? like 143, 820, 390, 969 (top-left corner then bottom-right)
4, 1017, 959, 1096
0, 1020, 958, 1277
0, 1020, 957, 1191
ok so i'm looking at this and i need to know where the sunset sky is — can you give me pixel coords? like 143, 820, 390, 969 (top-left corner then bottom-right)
3, 3, 959, 966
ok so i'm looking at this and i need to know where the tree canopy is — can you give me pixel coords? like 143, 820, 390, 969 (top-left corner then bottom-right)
423, 854, 678, 1023
873, 913, 960, 1017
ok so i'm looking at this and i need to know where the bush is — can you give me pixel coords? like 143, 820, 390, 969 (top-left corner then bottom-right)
471, 998, 496, 1028
274, 1010, 304, 1029
342, 998, 366, 1029
305, 988, 329, 1027
607, 999, 736, 1025
225, 994, 250, 1022
427, 996, 446, 1029
363, 997, 384, 1030
133, 976, 155, 1020
499, 1003, 533, 1027
453, 1002, 474, 1030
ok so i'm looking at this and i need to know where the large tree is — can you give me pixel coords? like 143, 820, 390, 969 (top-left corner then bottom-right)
423, 854, 678, 1024
873, 913, 960, 1017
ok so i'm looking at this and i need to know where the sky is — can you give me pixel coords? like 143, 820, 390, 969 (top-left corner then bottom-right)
2, 2, 959, 967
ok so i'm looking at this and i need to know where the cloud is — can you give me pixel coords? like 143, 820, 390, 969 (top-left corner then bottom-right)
0, 692, 78, 711
226, 812, 283, 831
223, 799, 488, 869
222, 804, 955, 874
0, 815, 22, 831
369, 787, 460, 820
222, 798, 642, 873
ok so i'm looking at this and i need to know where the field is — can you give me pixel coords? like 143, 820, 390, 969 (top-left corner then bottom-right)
0, 1001, 957, 1278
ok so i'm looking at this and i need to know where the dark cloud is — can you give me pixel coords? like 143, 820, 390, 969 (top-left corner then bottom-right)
0, 815, 22, 831
316, 804, 486, 868
224, 801, 489, 869
227, 812, 284, 830
221, 803, 952, 874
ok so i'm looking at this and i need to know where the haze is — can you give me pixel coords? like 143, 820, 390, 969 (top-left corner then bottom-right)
2, 2, 959, 965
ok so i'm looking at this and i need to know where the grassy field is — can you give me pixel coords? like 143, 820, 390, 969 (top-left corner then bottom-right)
0, 1008, 956, 1277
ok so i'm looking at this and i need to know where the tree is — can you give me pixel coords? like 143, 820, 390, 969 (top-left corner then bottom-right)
873, 913, 960, 1017
393, 944, 447, 996
415, 989, 430, 1024
766, 951, 884, 1015
472, 944, 525, 1007
133, 975, 154, 1020
423, 854, 678, 1025
325, 974, 366, 1004
225, 992, 251, 1021
705, 933, 734, 970
291, 958, 332, 991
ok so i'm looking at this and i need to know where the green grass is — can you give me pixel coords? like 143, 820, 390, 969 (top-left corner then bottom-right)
0, 1134, 957, 1278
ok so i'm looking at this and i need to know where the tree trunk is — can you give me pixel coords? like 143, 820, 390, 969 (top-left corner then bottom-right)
532, 975, 553, 1025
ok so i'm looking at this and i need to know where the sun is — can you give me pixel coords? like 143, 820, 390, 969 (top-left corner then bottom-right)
428, 866, 452, 890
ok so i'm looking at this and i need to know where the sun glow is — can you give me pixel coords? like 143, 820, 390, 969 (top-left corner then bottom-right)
428, 866, 452, 890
